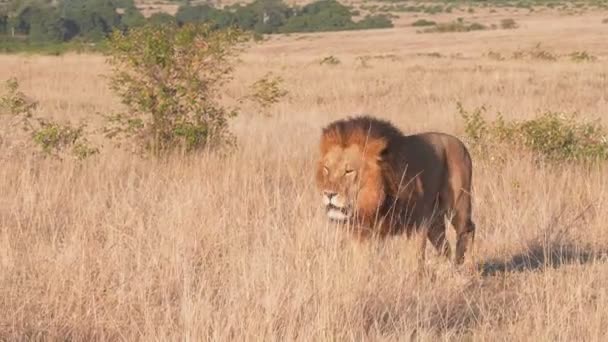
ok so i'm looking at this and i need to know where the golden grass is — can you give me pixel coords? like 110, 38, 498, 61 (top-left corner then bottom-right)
2, 12, 608, 341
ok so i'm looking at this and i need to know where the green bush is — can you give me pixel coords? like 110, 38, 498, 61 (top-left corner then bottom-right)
121, 6, 146, 29
106, 23, 250, 155
245, 72, 288, 116
458, 103, 608, 162
32, 121, 98, 159
0, 14, 7, 35
422, 18, 486, 33
0, 78, 37, 120
1, 78, 98, 159
62, 0, 121, 41
147, 12, 176, 26
356, 14, 393, 29
411, 19, 436, 27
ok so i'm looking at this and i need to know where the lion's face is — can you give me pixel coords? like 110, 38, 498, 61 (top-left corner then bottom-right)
316, 143, 386, 223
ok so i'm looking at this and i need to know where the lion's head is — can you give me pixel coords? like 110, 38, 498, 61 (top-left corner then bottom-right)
315, 116, 403, 223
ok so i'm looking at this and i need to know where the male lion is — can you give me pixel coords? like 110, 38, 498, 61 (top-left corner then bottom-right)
315, 115, 476, 268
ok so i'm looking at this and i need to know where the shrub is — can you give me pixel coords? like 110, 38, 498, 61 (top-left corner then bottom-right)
355, 55, 371, 68
512, 43, 557, 61
246, 73, 288, 116
356, 14, 393, 29
422, 19, 486, 33
500, 18, 518, 29
62, 0, 122, 41
569, 51, 597, 62
147, 13, 176, 26
106, 23, 250, 155
0, 78, 98, 159
411, 19, 436, 27
32, 121, 98, 159
458, 103, 608, 162
320, 55, 340, 65
486, 50, 505, 60
417, 52, 443, 58
0, 14, 7, 35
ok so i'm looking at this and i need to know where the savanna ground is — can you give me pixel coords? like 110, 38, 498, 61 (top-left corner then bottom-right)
2, 5, 608, 341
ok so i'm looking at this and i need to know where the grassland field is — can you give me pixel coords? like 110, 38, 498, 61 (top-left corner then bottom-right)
1, 2, 608, 340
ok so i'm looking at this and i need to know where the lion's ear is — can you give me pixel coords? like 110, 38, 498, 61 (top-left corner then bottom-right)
364, 138, 388, 160
378, 145, 389, 161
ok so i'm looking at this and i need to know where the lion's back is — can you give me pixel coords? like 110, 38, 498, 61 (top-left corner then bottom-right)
385, 132, 473, 203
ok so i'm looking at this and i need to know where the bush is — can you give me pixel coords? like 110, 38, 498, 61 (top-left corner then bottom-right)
500, 18, 518, 29
0, 78, 98, 159
106, 23, 250, 155
32, 121, 98, 159
356, 14, 393, 29
245, 73, 288, 116
320, 55, 340, 65
411, 19, 436, 27
121, 6, 146, 29
422, 19, 486, 33
147, 12, 176, 26
62, 0, 121, 41
569, 51, 597, 62
0, 14, 7, 35
512, 43, 557, 61
458, 103, 608, 162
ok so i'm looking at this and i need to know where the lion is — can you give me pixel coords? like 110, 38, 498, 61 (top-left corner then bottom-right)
315, 115, 476, 268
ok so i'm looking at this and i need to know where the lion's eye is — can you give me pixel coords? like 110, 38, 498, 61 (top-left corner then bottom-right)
323, 166, 329, 175
345, 169, 355, 176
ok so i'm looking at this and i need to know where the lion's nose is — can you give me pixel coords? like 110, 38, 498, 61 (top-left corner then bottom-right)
323, 191, 337, 199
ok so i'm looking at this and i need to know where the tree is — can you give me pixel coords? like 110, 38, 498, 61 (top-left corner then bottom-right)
280, 0, 353, 33
120, 6, 145, 29
28, 6, 64, 42
248, 0, 292, 34
147, 12, 175, 26
231, 5, 257, 30
0, 13, 7, 34
10, 3, 34, 35
175, 4, 238, 29
114, 0, 136, 8
175, 4, 215, 24
63, 0, 121, 41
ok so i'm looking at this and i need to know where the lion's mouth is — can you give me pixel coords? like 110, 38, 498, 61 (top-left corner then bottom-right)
325, 204, 349, 222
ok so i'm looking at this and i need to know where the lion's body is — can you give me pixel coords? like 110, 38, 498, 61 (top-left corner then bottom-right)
316, 116, 476, 266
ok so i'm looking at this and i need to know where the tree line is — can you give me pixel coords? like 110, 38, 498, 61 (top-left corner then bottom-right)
0, 0, 393, 44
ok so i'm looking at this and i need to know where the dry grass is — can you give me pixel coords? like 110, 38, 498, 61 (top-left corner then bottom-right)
2, 11, 608, 341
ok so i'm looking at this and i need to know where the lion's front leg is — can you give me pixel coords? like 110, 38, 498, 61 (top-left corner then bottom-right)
413, 225, 428, 276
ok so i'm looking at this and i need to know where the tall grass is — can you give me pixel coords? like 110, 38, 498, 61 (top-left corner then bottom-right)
1, 12, 608, 340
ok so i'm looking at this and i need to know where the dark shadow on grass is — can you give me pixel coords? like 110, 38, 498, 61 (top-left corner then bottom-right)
479, 241, 607, 277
